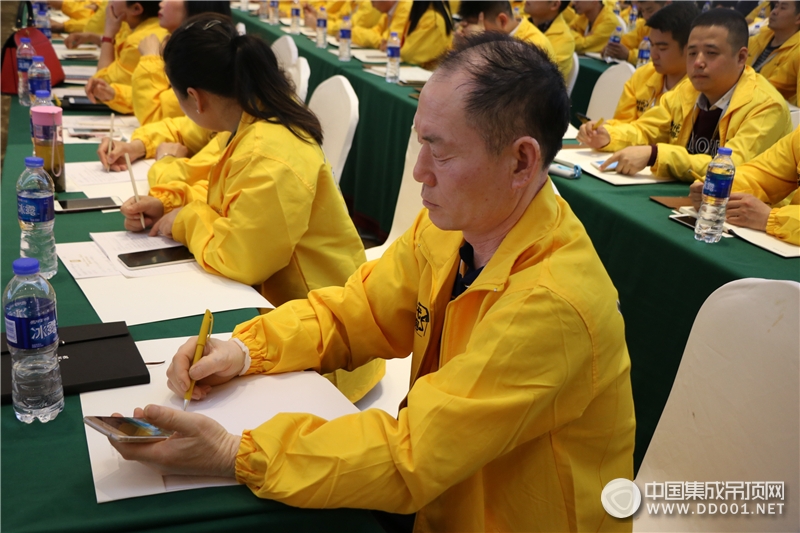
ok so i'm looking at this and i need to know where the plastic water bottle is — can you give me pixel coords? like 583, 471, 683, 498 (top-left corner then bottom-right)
628, 4, 637, 27
239, 0, 249, 12
258, 0, 268, 21
27, 56, 51, 101
3, 258, 64, 424
17, 157, 57, 278
513, 6, 521, 21
290, 0, 301, 34
613, 2, 620, 16
35, 9, 52, 40
758, 5, 767, 18
339, 15, 351, 61
637, 37, 651, 68
385, 31, 400, 83
316, 7, 327, 48
269, 0, 279, 25
603, 26, 623, 62
17, 38, 36, 106
695, 147, 735, 243
702, 1, 711, 13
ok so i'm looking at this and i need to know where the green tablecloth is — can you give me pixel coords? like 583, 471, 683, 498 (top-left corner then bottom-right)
1, 99, 382, 533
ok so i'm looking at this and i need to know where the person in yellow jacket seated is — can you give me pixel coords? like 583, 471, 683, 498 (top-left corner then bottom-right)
602, 0, 667, 65
524, 0, 575, 79
351, 0, 410, 48
84, 1, 169, 114
302, 0, 355, 35
609, 2, 697, 123
746, 0, 800, 105
49, 0, 97, 33
109, 33, 635, 533
745, 0, 771, 23
131, 1, 232, 125
118, 14, 383, 402
456, 1, 556, 62
569, 0, 618, 53
63, 0, 108, 47
690, 126, 800, 246
577, 9, 792, 181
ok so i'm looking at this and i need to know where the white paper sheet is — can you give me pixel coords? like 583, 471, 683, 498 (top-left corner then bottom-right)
554, 148, 674, 185
67, 179, 149, 200
56, 242, 119, 279
80, 334, 358, 503
62, 65, 97, 79
76, 270, 272, 325
53, 42, 99, 60
62, 114, 140, 130
89, 231, 200, 277
366, 66, 433, 84
52, 87, 88, 99
65, 160, 153, 187
328, 48, 387, 63
583, 52, 623, 64
327, 36, 362, 48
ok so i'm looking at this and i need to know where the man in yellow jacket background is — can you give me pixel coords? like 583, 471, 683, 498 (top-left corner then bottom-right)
109, 33, 636, 533
602, 0, 667, 65
578, 8, 792, 181
746, 0, 800, 105
525, 0, 576, 79
569, 0, 618, 53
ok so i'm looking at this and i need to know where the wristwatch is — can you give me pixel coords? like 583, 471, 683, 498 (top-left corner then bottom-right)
101, 36, 114, 44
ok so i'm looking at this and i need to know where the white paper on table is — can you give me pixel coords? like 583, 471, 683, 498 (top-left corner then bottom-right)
327, 36, 362, 48
53, 43, 99, 60
554, 148, 673, 185
328, 48, 387, 63
563, 124, 579, 140
63, 78, 89, 86
366, 65, 433, 84
56, 242, 119, 279
62, 65, 97, 79
583, 52, 623, 64
80, 334, 358, 503
279, 17, 291, 25
62, 114, 140, 131
52, 87, 88, 99
83, 232, 198, 278
64, 128, 134, 145
65, 159, 153, 187
76, 270, 272, 325
74, 179, 149, 200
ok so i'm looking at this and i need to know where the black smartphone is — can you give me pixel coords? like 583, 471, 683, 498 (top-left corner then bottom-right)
55, 197, 122, 213
117, 246, 195, 270
84, 416, 173, 443
670, 214, 698, 230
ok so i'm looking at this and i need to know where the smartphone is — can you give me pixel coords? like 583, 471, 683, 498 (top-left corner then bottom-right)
55, 196, 122, 213
670, 214, 697, 230
117, 246, 195, 270
83, 416, 174, 442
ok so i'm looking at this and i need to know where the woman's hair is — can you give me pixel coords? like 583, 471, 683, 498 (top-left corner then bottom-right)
163, 13, 322, 145
185, 1, 232, 19
408, 1, 453, 36
127, 1, 160, 20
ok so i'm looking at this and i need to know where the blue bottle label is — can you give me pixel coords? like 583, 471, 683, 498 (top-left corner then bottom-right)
29, 78, 51, 95
702, 172, 734, 199
317, 19, 327, 28
18, 195, 54, 223
42, 28, 51, 40
291, 7, 300, 16
4, 299, 57, 350
270, 0, 278, 6
638, 49, 650, 61
609, 35, 621, 44
387, 45, 400, 58
32, 124, 56, 140
17, 57, 32, 72
339, 28, 351, 39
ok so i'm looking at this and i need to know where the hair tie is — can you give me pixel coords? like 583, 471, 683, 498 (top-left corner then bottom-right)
231, 34, 247, 49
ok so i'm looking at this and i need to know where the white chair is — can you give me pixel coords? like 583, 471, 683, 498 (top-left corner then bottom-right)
585, 61, 635, 122
788, 102, 799, 129
307, 75, 359, 183
633, 278, 800, 532
271, 34, 298, 71
365, 126, 422, 262
294, 56, 310, 102
565, 52, 580, 96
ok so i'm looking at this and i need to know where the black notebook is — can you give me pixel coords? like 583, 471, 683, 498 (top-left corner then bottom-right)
1, 321, 150, 404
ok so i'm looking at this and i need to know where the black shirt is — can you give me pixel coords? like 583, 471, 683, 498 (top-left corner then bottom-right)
451, 243, 484, 300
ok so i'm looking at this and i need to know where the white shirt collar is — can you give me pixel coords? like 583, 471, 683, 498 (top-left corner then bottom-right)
697, 80, 738, 113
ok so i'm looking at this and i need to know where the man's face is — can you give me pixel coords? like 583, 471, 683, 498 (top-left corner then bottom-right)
525, 0, 555, 18
638, 2, 663, 22
686, 25, 746, 99
572, 1, 599, 16
768, 1, 800, 32
372, 1, 396, 14
413, 72, 519, 235
649, 28, 686, 76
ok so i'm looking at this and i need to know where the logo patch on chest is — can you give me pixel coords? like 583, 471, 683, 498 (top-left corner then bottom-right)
415, 302, 430, 337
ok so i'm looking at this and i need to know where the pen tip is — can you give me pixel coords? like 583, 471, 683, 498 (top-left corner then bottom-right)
183, 399, 189, 411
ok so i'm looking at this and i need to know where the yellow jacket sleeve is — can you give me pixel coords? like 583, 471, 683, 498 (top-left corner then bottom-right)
61, 0, 94, 20
131, 55, 184, 126
130, 116, 216, 159
145, 133, 228, 188
352, 13, 386, 48
621, 18, 647, 65
611, 76, 639, 123
570, 7, 617, 54
766, 204, 800, 245
602, 99, 672, 150
400, 7, 452, 66
64, 18, 88, 33
83, 0, 106, 34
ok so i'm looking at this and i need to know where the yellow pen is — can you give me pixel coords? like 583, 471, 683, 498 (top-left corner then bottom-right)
690, 169, 704, 182
593, 117, 605, 130
184, 309, 214, 410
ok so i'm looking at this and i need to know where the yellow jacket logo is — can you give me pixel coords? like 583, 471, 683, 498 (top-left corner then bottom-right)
415, 302, 429, 337
670, 121, 681, 139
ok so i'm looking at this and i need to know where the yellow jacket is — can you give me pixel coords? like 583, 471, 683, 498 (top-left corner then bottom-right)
399, 4, 453, 66
601, 66, 793, 181
91, 17, 169, 114
149, 113, 383, 401
570, 5, 618, 53
511, 16, 556, 63
232, 183, 635, 532
610, 61, 681, 123
747, 27, 800, 105
352, 0, 411, 48
82, 0, 106, 34
130, 55, 183, 126
544, 13, 575, 79
621, 17, 649, 65
562, 5, 576, 24
62, 0, 95, 32
746, 1, 771, 22
732, 126, 800, 245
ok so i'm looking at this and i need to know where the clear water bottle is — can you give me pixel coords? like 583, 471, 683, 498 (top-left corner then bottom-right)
603, 26, 623, 62
613, 1, 620, 16
316, 7, 327, 48
17, 157, 57, 278
637, 37, 651, 68
35, 9, 52, 40
3, 257, 64, 424
30, 90, 53, 143
513, 6, 521, 21
28, 56, 51, 101
258, 0, 268, 21
17, 37, 36, 106
339, 15, 351, 61
385, 31, 400, 83
695, 147, 735, 243
702, 1, 711, 12
758, 5, 767, 18
269, 0, 279, 25
290, 0, 301, 34
628, 4, 637, 27
240, 0, 249, 12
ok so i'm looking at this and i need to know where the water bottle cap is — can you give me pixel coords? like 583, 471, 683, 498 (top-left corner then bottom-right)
717, 147, 733, 156
32, 55, 44, 62
37, 9, 47, 14
343, 14, 349, 20
20, 37, 30, 43
320, 6, 325, 11
390, 32, 398, 37
616, 26, 621, 31
24, 156, 45, 167
35, 90, 50, 98
643, 36, 649, 41
12, 258, 40, 276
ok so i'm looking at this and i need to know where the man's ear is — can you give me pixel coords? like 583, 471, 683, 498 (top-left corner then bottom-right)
736, 46, 748, 67
497, 12, 511, 31
510, 136, 541, 190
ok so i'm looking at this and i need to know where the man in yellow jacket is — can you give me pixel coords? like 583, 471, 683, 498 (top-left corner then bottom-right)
746, 0, 800, 105
569, 0, 618, 53
690, 126, 800, 246
578, 9, 792, 181
110, 34, 636, 533
602, 0, 667, 64
525, 0, 576, 79
49, 0, 97, 33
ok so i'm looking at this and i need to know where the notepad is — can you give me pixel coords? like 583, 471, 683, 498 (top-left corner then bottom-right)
554, 148, 673, 185
366, 66, 433, 85
65, 160, 153, 188
328, 48, 387, 63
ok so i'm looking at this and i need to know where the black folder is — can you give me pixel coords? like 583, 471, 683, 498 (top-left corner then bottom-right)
1, 321, 150, 404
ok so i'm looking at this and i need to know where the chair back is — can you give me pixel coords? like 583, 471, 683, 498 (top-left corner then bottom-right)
271, 34, 298, 70
586, 61, 635, 121
307, 75, 359, 183
566, 52, 580, 96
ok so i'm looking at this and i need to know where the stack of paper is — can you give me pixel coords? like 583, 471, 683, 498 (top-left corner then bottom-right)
554, 148, 674, 185
53, 42, 99, 60
328, 48, 386, 64
62, 114, 139, 145
64, 159, 152, 198
63, 65, 97, 85
584, 52, 623, 64
366, 66, 433, 85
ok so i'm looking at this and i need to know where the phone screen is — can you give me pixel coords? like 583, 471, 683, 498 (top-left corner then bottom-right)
117, 246, 195, 269
57, 197, 120, 212
94, 417, 173, 438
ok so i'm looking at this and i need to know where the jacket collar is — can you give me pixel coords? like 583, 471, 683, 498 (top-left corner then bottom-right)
676, 66, 757, 122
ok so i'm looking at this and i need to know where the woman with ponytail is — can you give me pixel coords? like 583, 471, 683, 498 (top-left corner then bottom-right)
119, 14, 384, 402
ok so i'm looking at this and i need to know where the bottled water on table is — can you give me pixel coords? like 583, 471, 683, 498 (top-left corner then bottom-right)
3, 257, 64, 424
385, 31, 401, 83
290, 0, 301, 34
637, 37, 651, 68
695, 147, 735, 244
17, 37, 36, 106
35, 9, 52, 40
269, 0, 279, 25
316, 7, 327, 48
17, 157, 57, 278
339, 15, 351, 61
28, 56, 51, 99
258, 0, 269, 21
628, 4, 638, 27
603, 26, 623, 62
